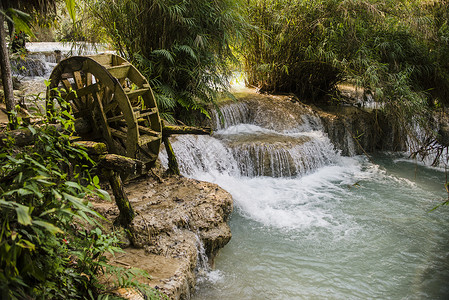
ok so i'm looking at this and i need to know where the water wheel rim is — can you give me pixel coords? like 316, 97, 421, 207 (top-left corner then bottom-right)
46, 54, 162, 163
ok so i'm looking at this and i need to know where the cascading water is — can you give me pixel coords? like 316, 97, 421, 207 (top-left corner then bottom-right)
160, 93, 449, 299
12, 42, 116, 112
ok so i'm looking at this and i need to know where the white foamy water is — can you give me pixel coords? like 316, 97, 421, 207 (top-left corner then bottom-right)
162, 124, 340, 178
160, 100, 449, 299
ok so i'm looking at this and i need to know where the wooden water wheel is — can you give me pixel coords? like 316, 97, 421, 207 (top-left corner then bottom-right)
46, 54, 162, 166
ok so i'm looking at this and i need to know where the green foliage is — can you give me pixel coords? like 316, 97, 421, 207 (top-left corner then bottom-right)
0, 93, 164, 299
1, 8, 35, 38
89, 0, 249, 123
241, 0, 449, 141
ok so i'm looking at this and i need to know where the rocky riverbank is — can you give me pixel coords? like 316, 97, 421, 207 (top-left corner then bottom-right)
92, 170, 233, 299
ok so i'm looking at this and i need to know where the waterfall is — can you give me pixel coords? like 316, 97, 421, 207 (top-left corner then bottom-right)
161, 99, 341, 179
211, 101, 251, 130
12, 42, 115, 79
159, 94, 449, 300
195, 233, 211, 275
11, 57, 49, 77
405, 116, 449, 168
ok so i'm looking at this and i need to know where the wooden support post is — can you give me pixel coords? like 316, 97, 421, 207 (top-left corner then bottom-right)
162, 135, 180, 175
162, 124, 212, 136
98, 153, 145, 175
104, 169, 135, 226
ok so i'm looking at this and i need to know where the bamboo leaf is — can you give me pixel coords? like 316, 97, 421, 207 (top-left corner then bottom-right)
16, 239, 35, 250
97, 189, 111, 201
32, 220, 63, 235
65, 181, 83, 190
65, 0, 76, 22
6, 8, 35, 38
15, 204, 32, 226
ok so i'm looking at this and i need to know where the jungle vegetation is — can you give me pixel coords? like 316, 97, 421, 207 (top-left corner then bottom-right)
88, 0, 249, 123
0, 93, 165, 299
6, 0, 449, 127
55, 0, 447, 135
241, 0, 449, 138
1, 0, 449, 297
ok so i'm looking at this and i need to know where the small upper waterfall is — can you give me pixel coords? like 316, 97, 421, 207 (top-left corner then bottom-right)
211, 101, 251, 130
161, 93, 342, 178
12, 42, 114, 78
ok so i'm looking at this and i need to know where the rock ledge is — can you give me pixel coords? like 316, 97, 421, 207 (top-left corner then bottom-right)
94, 175, 233, 300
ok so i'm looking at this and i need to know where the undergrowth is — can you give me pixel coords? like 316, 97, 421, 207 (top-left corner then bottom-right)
0, 91, 165, 299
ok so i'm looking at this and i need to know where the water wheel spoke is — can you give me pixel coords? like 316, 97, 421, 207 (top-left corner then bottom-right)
126, 87, 150, 99
138, 134, 161, 146
72, 71, 84, 90
110, 127, 128, 139
138, 125, 159, 137
61, 79, 73, 92
136, 108, 157, 119
92, 91, 116, 150
107, 114, 126, 123
86, 72, 94, 108
65, 83, 101, 101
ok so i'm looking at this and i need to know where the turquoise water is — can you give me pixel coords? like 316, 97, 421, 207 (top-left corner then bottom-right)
190, 154, 449, 299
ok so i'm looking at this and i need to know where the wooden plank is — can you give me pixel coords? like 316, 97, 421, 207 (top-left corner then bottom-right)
73, 71, 88, 110
138, 125, 159, 136
162, 124, 212, 136
86, 72, 92, 86
112, 121, 157, 137
73, 71, 84, 89
72, 141, 108, 155
138, 134, 161, 146
89, 54, 113, 66
112, 55, 128, 66
141, 84, 158, 109
107, 114, 126, 123
136, 108, 157, 119
61, 79, 72, 91
110, 127, 128, 139
65, 83, 101, 101
126, 66, 146, 87
125, 87, 149, 99
99, 154, 145, 175
107, 64, 131, 79
86, 72, 94, 107
62, 78, 83, 111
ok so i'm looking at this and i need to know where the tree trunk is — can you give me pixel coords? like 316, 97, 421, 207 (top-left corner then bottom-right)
104, 169, 135, 226
0, 2, 16, 128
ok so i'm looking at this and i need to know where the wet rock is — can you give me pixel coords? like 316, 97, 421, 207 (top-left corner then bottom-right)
94, 175, 233, 300
437, 125, 449, 147
313, 106, 407, 155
